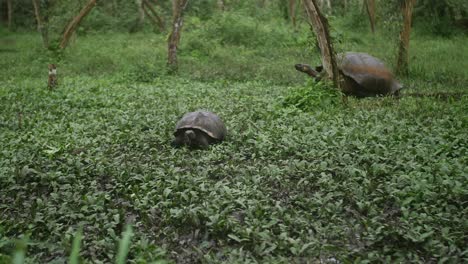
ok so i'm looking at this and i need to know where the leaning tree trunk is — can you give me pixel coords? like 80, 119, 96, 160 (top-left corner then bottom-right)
142, 0, 165, 32
32, 0, 49, 48
289, 0, 296, 28
111, 0, 118, 16
167, 0, 189, 73
360, 0, 366, 15
365, 0, 376, 33
130, 0, 145, 33
302, 0, 340, 88
59, 0, 97, 49
7, 0, 12, 30
258, 0, 266, 8
325, 0, 331, 13
396, 0, 416, 75
218, 0, 225, 11
318, 0, 331, 13
32, 0, 41, 31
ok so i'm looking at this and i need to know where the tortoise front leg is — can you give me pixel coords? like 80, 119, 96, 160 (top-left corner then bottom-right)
172, 134, 184, 148
196, 133, 210, 149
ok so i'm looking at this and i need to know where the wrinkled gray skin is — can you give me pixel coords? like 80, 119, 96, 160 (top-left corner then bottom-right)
173, 111, 227, 148
295, 52, 403, 97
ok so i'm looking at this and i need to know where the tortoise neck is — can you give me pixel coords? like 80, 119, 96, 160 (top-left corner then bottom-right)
295, 64, 320, 78
305, 68, 319, 77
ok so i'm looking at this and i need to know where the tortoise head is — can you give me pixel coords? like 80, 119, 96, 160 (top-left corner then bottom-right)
294, 64, 323, 81
183, 130, 197, 146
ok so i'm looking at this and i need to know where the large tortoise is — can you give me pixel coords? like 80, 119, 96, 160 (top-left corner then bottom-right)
173, 110, 227, 148
295, 52, 403, 97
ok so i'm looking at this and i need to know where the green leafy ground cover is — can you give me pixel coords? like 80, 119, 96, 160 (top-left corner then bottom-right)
0, 19, 467, 263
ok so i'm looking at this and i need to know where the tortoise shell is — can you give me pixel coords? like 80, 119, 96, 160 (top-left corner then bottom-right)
174, 111, 227, 141
337, 52, 403, 97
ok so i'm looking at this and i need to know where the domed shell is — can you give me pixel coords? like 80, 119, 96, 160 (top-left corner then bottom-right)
338, 52, 403, 95
174, 111, 227, 140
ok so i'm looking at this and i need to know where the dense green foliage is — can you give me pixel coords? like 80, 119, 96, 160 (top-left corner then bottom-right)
3, 0, 468, 34
1, 1, 468, 263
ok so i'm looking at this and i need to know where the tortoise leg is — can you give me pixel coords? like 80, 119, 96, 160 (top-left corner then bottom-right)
196, 133, 210, 149
393, 89, 402, 99
172, 135, 184, 148
341, 94, 349, 105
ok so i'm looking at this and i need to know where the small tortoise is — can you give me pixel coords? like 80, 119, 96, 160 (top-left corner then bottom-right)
173, 111, 227, 148
295, 52, 403, 97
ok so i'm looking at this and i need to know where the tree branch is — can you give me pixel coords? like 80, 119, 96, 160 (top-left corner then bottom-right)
59, 0, 97, 49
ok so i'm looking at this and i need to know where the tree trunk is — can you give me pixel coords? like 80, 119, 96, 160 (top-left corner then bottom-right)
289, 0, 296, 28
396, 0, 416, 75
32, 0, 49, 48
317, 0, 331, 14
365, 0, 375, 33
167, 0, 189, 73
218, 0, 225, 11
360, 0, 366, 15
7, 0, 12, 30
32, 0, 41, 31
130, 0, 145, 33
59, 0, 97, 49
112, 0, 118, 16
317, 0, 323, 10
302, 0, 340, 88
258, 0, 266, 8
142, 0, 165, 31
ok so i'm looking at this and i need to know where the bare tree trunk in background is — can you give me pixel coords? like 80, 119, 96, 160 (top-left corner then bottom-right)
258, 0, 266, 8
289, 0, 296, 28
32, 0, 49, 48
302, 0, 340, 88
325, 0, 331, 12
167, 0, 189, 73
317, 0, 331, 13
142, 0, 165, 31
32, 0, 41, 31
218, 0, 225, 11
396, 0, 416, 75
7, 0, 12, 29
112, 0, 118, 16
132, 0, 145, 32
60, 0, 97, 49
365, 0, 375, 33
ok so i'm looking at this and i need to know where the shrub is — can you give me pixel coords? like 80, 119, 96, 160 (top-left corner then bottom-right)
282, 81, 342, 111
190, 12, 291, 48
